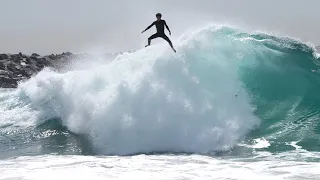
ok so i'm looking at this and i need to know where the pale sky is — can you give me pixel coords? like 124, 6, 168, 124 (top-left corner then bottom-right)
0, 0, 319, 55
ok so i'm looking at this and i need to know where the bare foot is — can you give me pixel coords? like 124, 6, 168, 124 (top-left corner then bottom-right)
145, 44, 150, 47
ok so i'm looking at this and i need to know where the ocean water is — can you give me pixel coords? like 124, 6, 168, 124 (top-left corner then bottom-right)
1, 24, 320, 179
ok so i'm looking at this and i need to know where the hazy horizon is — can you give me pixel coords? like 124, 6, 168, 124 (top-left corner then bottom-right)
1, 0, 319, 55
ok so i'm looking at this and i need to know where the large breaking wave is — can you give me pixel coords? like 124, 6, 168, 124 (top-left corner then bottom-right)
1, 24, 320, 156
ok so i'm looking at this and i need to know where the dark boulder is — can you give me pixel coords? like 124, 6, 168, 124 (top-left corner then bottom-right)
0, 54, 8, 60
0, 70, 13, 78
6, 63, 17, 72
25, 57, 32, 64
62, 52, 73, 56
0, 62, 5, 70
0, 76, 17, 88
30, 56, 38, 60
48, 54, 56, 60
20, 67, 34, 78
31, 53, 40, 57
36, 62, 45, 69
0, 69, 7, 75
39, 57, 51, 66
11, 54, 22, 63
19, 52, 27, 58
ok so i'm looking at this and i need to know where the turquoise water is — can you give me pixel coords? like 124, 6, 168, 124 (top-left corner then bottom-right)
238, 32, 320, 153
0, 25, 319, 161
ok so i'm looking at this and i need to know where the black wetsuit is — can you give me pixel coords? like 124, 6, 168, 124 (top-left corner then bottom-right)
143, 20, 173, 47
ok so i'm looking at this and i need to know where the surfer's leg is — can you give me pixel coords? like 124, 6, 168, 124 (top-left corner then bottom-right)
146, 34, 160, 47
161, 34, 176, 52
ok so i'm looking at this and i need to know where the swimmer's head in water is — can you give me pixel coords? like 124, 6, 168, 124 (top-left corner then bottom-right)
156, 13, 162, 20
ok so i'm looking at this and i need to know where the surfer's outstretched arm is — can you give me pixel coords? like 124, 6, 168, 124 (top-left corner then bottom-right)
164, 21, 171, 35
142, 22, 155, 33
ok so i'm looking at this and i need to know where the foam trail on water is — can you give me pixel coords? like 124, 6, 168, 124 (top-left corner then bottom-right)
8, 25, 260, 155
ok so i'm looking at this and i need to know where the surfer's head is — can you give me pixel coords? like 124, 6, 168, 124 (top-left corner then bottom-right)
156, 13, 162, 20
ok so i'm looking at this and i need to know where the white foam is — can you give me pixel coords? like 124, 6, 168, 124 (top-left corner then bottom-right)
239, 138, 271, 149
1, 154, 319, 180
0, 89, 38, 128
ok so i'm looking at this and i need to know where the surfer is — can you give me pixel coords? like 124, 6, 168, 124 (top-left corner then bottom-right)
141, 13, 176, 53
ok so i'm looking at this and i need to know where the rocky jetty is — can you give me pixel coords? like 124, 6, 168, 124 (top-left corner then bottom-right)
0, 52, 80, 88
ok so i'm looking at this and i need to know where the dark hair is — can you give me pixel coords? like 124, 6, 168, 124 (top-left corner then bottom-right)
156, 13, 162, 17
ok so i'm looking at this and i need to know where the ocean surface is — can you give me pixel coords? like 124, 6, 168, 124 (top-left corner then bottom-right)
1, 24, 320, 179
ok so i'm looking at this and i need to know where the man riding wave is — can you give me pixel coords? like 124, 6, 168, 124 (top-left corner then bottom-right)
141, 13, 176, 53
